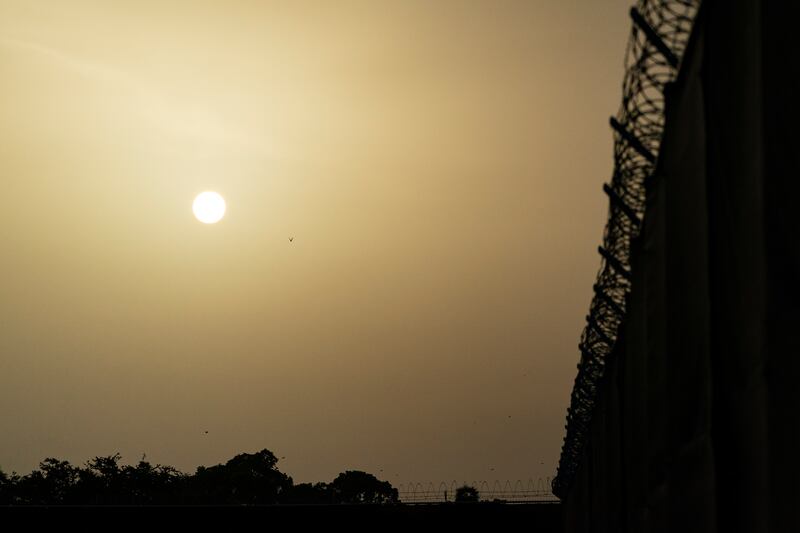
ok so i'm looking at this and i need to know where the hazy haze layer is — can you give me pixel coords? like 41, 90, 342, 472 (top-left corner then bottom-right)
0, 0, 631, 484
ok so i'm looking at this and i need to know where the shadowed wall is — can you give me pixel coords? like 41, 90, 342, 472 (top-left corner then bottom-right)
560, 1, 800, 531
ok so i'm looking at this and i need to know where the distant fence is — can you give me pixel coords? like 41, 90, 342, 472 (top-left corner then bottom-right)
397, 478, 557, 504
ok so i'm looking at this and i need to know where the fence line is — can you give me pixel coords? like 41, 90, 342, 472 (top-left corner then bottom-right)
397, 478, 557, 503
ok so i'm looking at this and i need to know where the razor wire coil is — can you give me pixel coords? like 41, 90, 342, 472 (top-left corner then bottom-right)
552, 0, 700, 499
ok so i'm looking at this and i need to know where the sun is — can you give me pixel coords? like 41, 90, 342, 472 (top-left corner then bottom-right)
193, 191, 226, 224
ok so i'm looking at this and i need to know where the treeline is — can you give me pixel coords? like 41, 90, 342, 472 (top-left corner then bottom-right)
0, 449, 400, 505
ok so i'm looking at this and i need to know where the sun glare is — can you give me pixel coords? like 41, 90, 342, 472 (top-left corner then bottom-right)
192, 191, 226, 224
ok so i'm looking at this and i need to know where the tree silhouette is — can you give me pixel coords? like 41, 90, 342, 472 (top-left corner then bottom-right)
0, 468, 13, 505
189, 449, 292, 505
38, 458, 79, 504
11, 459, 77, 504
0, 451, 407, 506
80, 453, 129, 504
122, 459, 186, 505
282, 482, 332, 504
329, 470, 398, 504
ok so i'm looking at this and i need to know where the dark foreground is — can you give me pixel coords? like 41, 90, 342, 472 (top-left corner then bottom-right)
3, 501, 563, 530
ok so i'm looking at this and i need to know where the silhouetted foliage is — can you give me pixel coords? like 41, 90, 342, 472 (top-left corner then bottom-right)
330, 470, 398, 504
0, 468, 12, 505
0, 450, 404, 506
188, 449, 292, 505
455, 485, 480, 503
282, 482, 332, 504
122, 459, 186, 505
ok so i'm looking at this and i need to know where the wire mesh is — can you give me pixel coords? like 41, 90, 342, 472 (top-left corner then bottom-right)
398, 478, 557, 503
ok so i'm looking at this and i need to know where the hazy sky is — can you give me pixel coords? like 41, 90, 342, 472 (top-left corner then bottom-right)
0, 0, 633, 485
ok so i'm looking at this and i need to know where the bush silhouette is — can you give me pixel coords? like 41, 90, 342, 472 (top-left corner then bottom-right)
455, 485, 480, 503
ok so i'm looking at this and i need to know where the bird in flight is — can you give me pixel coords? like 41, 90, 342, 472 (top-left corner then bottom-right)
289, 237, 294, 242
204, 431, 208, 434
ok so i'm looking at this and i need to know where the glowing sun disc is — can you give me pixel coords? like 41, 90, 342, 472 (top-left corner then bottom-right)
193, 191, 226, 224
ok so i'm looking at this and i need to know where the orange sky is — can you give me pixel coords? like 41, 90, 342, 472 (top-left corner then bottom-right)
0, 0, 633, 485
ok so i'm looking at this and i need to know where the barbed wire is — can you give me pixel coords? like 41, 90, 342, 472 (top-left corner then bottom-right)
397, 478, 556, 503
552, 0, 700, 499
